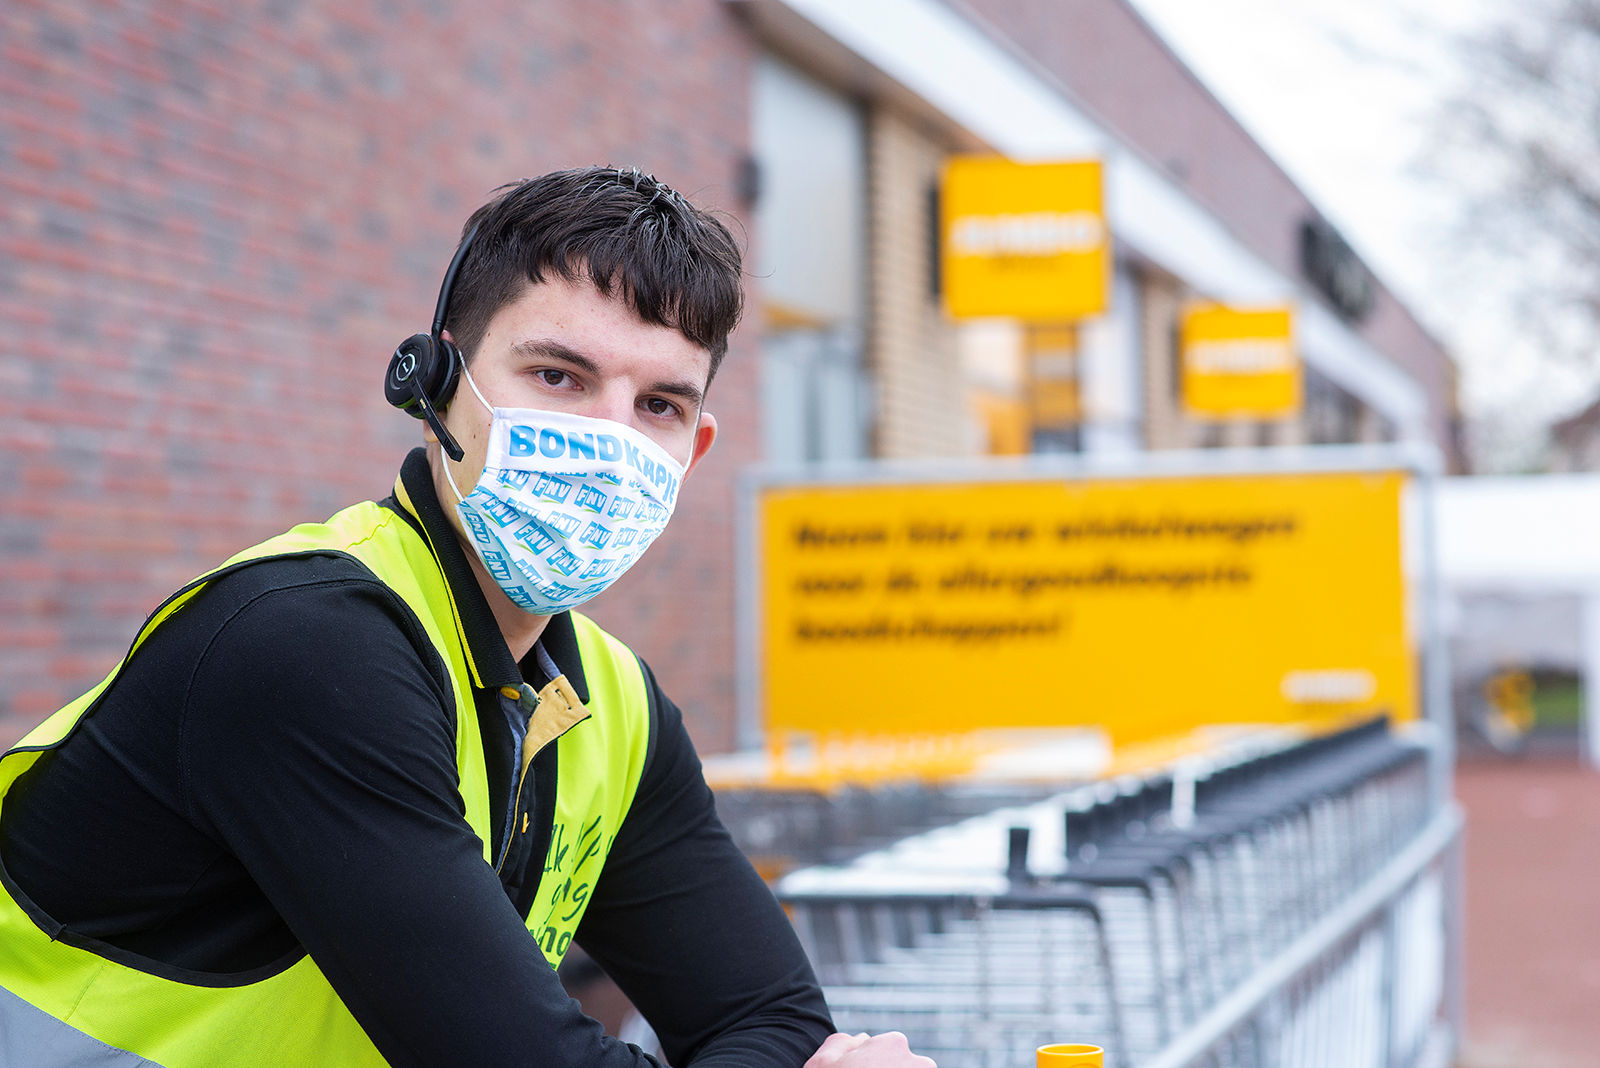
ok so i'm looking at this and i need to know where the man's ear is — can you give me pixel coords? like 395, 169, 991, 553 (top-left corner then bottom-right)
683, 412, 718, 479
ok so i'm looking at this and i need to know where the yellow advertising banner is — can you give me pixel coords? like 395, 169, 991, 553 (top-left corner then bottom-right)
1181, 304, 1301, 419
941, 157, 1109, 321
760, 469, 1412, 745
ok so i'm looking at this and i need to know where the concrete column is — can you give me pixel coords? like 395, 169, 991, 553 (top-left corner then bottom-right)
1271, 416, 1307, 446
1581, 595, 1600, 769
1221, 419, 1255, 448
1079, 265, 1144, 454
1139, 270, 1188, 450
863, 105, 964, 459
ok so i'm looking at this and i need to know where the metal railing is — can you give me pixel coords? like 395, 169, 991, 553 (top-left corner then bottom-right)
775, 720, 1457, 1068
1137, 805, 1457, 1068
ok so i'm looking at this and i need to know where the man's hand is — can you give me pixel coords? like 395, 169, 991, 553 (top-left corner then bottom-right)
804, 1031, 937, 1068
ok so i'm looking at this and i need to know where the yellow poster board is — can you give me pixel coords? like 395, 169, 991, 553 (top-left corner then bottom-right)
941, 157, 1109, 320
759, 469, 1412, 745
1181, 304, 1301, 419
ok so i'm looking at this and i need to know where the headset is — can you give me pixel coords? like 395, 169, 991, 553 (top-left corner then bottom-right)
385, 169, 676, 461
383, 222, 480, 462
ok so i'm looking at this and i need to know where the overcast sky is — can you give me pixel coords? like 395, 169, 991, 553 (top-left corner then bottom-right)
1125, 0, 1592, 468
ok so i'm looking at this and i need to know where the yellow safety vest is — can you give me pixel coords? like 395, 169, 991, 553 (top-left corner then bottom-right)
0, 497, 652, 1067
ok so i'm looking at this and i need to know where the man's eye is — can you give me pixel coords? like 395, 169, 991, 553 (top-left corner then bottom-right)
538, 369, 568, 386
643, 397, 676, 417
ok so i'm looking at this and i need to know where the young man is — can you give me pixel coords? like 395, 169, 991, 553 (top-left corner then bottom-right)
0, 169, 934, 1068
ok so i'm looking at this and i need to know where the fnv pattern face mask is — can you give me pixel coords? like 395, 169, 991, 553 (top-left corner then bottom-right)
446, 371, 686, 615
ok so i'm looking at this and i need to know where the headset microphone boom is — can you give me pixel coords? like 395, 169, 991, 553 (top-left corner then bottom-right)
383, 222, 482, 462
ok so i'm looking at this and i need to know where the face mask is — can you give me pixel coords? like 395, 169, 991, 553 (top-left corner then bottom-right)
444, 368, 687, 615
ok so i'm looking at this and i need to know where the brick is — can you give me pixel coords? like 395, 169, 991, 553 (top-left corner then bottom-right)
12, 144, 60, 169
0, 0, 759, 747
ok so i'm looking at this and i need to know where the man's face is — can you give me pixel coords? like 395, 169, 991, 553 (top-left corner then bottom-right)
428, 274, 718, 541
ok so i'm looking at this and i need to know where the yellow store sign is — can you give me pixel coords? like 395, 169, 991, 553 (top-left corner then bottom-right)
941, 157, 1109, 320
756, 467, 1412, 745
1181, 304, 1301, 419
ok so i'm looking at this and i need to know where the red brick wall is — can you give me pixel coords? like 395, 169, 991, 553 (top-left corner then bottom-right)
0, 0, 761, 750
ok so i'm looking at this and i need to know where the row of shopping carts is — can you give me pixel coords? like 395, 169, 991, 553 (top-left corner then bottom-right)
714, 776, 1063, 867
774, 718, 1447, 1068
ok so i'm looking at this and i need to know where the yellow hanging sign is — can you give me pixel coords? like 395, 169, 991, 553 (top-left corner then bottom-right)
1181, 304, 1301, 419
758, 468, 1412, 746
941, 157, 1109, 321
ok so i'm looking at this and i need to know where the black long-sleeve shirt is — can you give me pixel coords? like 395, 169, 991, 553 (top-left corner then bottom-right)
0, 448, 831, 1068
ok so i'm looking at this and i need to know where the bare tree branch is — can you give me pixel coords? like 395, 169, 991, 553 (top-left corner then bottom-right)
1428, 0, 1600, 367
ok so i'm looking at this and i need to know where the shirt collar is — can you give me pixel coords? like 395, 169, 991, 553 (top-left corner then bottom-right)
385, 447, 590, 703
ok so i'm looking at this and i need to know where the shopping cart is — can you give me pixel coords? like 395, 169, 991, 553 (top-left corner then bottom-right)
775, 718, 1447, 1068
785, 887, 1125, 1068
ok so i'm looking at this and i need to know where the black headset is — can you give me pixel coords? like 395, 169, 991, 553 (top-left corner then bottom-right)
383, 222, 480, 462
385, 169, 678, 461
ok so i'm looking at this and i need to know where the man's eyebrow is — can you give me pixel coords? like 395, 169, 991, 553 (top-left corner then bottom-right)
511, 339, 602, 376
650, 378, 705, 408
512, 338, 705, 409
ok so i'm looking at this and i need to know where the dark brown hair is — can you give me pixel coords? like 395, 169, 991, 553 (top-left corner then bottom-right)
445, 167, 744, 383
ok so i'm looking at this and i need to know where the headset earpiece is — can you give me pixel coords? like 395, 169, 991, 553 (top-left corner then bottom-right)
385, 222, 481, 464
385, 332, 465, 462
385, 332, 463, 414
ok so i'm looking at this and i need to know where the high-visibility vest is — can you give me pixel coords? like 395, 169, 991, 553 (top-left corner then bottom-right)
0, 497, 652, 1067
